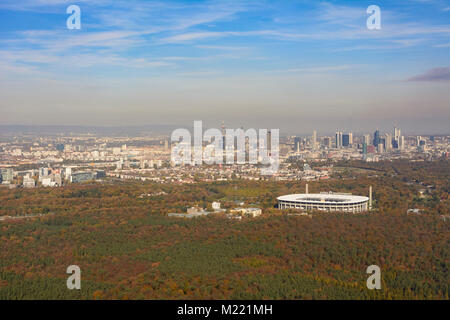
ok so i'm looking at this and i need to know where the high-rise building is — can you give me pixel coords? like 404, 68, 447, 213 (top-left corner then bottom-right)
335, 131, 343, 149
342, 132, 353, 147
312, 130, 317, 151
323, 137, 331, 149
294, 137, 301, 153
385, 133, 392, 152
399, 136, 405, 151
373, 129, 380, 147
393, 126, 402, 149
394, 127, 401, 142
342, 134, 350, 147
221, 121, 226, 154
364, 134, 371, 146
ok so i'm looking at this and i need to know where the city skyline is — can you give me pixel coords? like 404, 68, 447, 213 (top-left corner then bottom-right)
0, 0, 450, 133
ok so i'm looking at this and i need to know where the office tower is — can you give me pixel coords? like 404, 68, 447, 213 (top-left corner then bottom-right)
362, 143, 367, 154
349, 132, 353, 146
221, 121, 226, 152
294, 137, 301, 152
377, 142, 384, 153
392, 139, 399, 149
342, 134, 350, 147
385, 133, 392, 152
394, 127, 401, 142
312, 130, 317, 151
393, 126, 401, 149
335, 131, 343, 149
323, 137, 331, 149
399, 136, 405, 151
364, 134, 371, 145
373, 129, 380, 147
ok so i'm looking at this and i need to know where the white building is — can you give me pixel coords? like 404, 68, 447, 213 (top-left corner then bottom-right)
212, 202, 221, 210
230, 207, 262, 217
23, 175, 35, 188
277, 193, 369, 213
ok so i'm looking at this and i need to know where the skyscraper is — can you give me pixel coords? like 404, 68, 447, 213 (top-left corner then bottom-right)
342, 133, 350, 147
393, 126, 401, 149
385, 133, 392, 152
373, 129, 380, 147
342, 132, 353, 147
294, 137, 301, 153
335, 131, 343, 149
323, 137, 331, 149
312, 130, 317, 151
394, 127, 401, 142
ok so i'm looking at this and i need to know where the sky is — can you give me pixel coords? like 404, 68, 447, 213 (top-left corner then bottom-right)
0, 0, 449, 135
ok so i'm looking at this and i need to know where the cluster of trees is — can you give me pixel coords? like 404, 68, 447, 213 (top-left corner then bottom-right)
0, 159, 448, 299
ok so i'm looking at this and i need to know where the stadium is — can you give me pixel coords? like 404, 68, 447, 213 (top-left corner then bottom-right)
277, 193, 371, 213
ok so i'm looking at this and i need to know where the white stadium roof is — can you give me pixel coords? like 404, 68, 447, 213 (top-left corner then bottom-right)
277, 193, 369, 204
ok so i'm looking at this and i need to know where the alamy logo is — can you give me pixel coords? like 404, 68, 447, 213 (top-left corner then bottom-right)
366, 265, 381, 290
171, 121, 279, 175
66, 265, 81, 289
66, 5, 81, 30
367, 5, 381, 30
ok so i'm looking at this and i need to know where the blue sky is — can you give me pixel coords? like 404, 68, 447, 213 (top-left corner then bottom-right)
0, 0, 449, 134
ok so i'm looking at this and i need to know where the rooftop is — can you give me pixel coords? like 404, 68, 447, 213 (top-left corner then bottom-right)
277, 193, 369, 204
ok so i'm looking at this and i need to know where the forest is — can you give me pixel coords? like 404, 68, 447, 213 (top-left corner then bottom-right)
0, 160, 448, 299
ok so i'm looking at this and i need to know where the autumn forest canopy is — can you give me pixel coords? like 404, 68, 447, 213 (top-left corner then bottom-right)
0, 160, 448, 299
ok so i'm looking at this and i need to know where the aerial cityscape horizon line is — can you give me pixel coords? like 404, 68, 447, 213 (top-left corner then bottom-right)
0, 123, 448, 137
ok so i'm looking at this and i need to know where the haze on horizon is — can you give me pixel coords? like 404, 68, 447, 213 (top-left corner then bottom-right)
0, 0, 449, 135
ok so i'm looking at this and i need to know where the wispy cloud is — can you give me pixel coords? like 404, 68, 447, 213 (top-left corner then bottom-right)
281, 65, 355, 73
317, 2, 365, 27
405, 66, 450, 82
196, 45, 250, 51
434, 42, 450, 47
